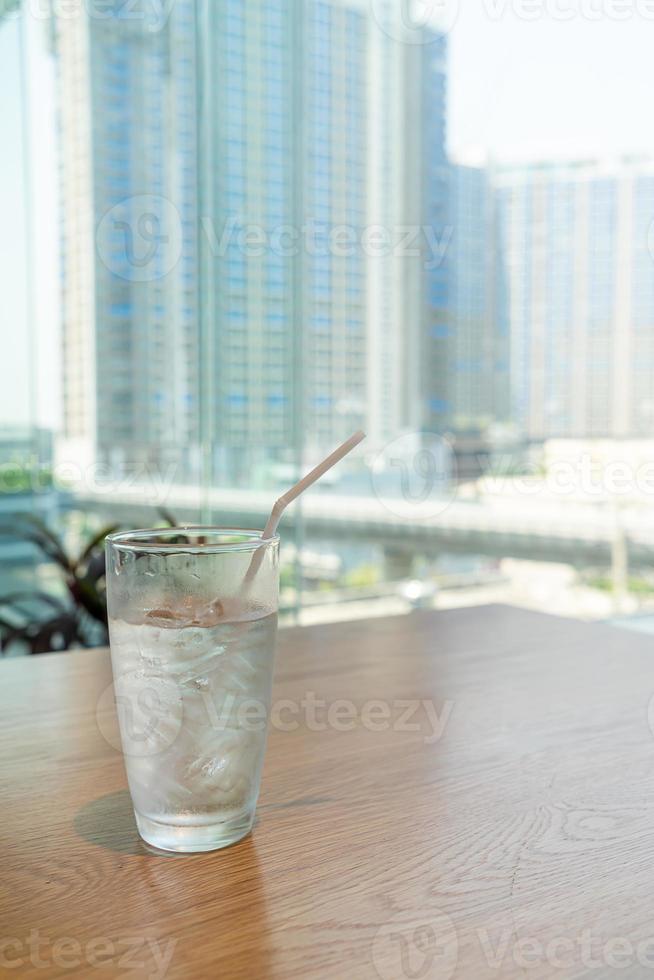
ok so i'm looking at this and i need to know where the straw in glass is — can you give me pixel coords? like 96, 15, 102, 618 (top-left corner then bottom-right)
242, 430, 366, 591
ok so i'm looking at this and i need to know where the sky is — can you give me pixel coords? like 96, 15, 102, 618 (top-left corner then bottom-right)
447, 2, 654, 162
1, 2, 654, 430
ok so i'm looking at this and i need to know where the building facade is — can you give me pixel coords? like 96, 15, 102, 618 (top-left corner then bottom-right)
418, 28, 451, 436
199, 0, 371, 483
55, 0, 200, 478
447, 162, 510, 433
54, 0, 450, 484
495, 158, 654, 439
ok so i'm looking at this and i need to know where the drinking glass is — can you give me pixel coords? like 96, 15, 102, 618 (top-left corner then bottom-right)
106, 527, 279, 852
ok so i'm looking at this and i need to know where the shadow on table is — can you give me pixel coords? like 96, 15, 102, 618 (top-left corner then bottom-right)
74, 791, 275, 973
74, 790, 266, 859
74, 789, 149, 855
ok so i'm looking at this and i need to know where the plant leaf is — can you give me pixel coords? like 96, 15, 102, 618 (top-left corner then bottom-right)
23, 533, 72, 570
84, 552, 107, 585
28, 614, 80, 654
0, 591, 68, 613
0, 612, 22, 631
67, 575, 108, 626
20, 515, 72, 570
75, 524, 120, 570
157, 506, 178, 527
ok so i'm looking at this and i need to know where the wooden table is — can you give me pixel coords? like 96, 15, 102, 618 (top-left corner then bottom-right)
2, 604, 654, 979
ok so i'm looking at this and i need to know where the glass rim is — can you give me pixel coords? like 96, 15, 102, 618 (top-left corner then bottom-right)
106, 526, 279, 555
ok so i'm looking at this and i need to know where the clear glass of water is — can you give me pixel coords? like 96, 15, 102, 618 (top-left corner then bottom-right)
105, 527, 279, 853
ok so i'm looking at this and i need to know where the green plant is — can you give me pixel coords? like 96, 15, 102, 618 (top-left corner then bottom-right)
0, 516, 118, 654
343, 563, 380, 589
586, 574, 654, 597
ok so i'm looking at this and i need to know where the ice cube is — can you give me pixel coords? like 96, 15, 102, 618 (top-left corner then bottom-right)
184, 730, 260, 797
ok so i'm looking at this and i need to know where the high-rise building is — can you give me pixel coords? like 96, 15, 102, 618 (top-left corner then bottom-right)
495, 158, 654, 439
54, 0, 200, 477
303, 0, 369, 455
196, 0, 297, 484
364, 14, 450, 447
447, 162, 510, 432
417, 27, 450, 436
54, 0, 450, 483
365, 2, 405, 449
199, 0, 370, 483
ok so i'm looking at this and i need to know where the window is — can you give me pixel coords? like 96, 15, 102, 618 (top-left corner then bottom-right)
3, 0, 653, 648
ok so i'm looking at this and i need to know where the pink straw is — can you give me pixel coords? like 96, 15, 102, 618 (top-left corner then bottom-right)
243, 430, 366, 589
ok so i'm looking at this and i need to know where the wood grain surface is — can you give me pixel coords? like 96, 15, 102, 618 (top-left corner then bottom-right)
2, 604, 654, 979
